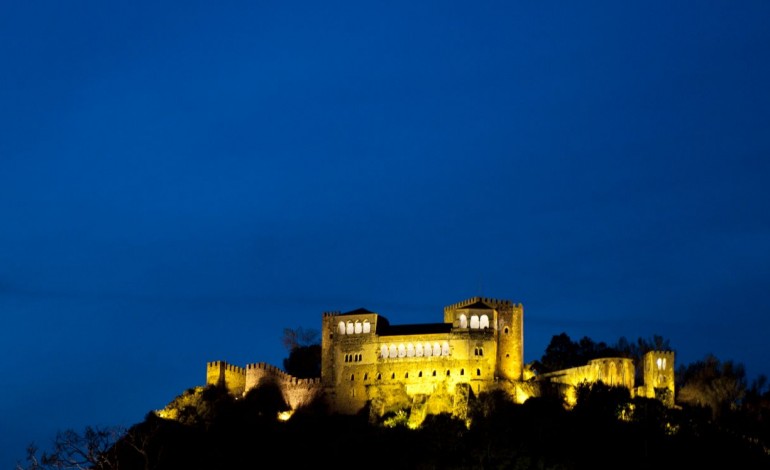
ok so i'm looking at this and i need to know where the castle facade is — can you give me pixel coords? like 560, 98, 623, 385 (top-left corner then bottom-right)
206, 297, 675, 421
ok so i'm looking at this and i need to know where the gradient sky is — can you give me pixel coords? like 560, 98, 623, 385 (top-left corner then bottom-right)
2, 1, 770, 467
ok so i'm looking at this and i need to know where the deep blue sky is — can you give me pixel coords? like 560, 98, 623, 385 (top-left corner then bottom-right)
3, 1, 770, 466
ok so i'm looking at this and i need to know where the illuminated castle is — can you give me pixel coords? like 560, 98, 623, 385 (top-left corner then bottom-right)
206, 297, 675, 421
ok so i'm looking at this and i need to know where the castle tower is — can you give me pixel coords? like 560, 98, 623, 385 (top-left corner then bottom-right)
320, 311, 340, 387
496, 302, 524, 381
641, 350, 675, 405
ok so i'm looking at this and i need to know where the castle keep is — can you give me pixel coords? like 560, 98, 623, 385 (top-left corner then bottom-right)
206, 297, 675, 420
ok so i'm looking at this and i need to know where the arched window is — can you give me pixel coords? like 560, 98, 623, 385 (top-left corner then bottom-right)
350, 374, 354, 381
416, 343, 424, 357
478, 348, 483, 356
354, 321, 362, 334
504, 327, 509, 334
405, 372, 409, 378
362, 320, 371, 333
391, 372, 395, 379
346, 321, 354, 335
338, 322, 346, 334
389, 344, 397, 358
376, 373, 381, 380
424, 343, 432, 357
459, 314, 468, 328
406, 343, 415, 357
433, 342, 441, 357
398, 344, 406, 358
441, 342, 450, 356
432, 370, 437, 377
446, 370, 451, 376
364, 373, 368, 380
460, 369, 465, 375
418, 371, 423, 377
476, 369, 481, 376
381, 345, 388, 358
480, 314, 490, 329
470, 315, 480, 329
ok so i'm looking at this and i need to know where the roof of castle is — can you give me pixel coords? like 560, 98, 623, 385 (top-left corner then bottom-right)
340, 307, 375, 315
378, 322, 453, 336
457, 299, 494, 310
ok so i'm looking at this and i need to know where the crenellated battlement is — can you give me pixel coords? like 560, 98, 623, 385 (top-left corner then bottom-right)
323, 311, 342, 317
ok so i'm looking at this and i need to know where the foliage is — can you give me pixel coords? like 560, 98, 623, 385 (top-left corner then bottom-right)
677, 353, 747, 420
282, 344, 321, 378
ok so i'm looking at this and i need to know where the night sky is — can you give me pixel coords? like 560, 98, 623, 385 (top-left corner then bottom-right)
3, 2, 770, 467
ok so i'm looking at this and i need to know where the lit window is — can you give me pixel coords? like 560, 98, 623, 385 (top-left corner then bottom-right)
354, 321, 362, 334
381, 345, 389, 358
398, 344, 406, 358
389, 344, 397, 358
338, 322, 346, 335
480, 315, 489, 329
441, 342, 450, 356
407, 343, 415, 357
416, 343, 424, 357
433, 343, 441, 356
459, 314, 468, 328
470, 315, 480, 329
346, 322, 354, 335
363, 320, 371, 333
424, 343, 432, 357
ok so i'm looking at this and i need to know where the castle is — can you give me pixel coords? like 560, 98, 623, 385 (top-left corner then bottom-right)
206, 296, 675, 422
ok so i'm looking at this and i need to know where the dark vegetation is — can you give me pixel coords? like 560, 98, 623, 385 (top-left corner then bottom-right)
18, 331, 770, 470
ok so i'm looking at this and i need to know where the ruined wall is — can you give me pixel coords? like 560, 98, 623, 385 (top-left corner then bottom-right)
206, 361, 246, 396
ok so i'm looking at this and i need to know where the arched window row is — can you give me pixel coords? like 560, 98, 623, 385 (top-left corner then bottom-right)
474, 347, 484, 356
337, 320, 372, 335
379, 341, 450, 359
457, 314, 491, 329
350, 368, 482, 381
344, 353, 363, 363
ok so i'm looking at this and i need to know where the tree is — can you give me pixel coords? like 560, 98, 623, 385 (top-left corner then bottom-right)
281, 326, 319, 351
282, 326, 321, 378
16, 426, 124, 470
677, 353, 747, 420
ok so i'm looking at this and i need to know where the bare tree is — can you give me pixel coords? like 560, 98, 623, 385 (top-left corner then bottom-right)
16, 426, 125, 470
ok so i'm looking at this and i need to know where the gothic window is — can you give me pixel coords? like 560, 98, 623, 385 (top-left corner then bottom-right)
459, 314, 468, 328
424, 343, 432, 357
416, 343, 424, 357
407, 343, 415, 357
346, 321, 354, 335
389, 344, 397, 358
441, 342, 450, 356
377, 373, 381, 380
338, 322, 346, 335
470, 315, 480, 329
381, 345, 388, 358
354, 321, 362, 334
398, 344, 406, 358
362, 320, 371, 333
480, 314, 490, 329
433, 342, 441, 356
